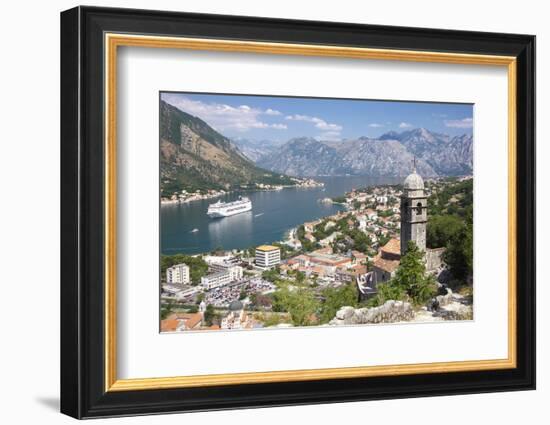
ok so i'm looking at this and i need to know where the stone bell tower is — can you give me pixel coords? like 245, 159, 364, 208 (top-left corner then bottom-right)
400, 159, 427, 256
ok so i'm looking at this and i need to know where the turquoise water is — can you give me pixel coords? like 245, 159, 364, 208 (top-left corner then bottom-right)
160, 176, 400, 255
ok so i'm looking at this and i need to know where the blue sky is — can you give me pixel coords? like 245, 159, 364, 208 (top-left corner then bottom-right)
161, 92, 473, 142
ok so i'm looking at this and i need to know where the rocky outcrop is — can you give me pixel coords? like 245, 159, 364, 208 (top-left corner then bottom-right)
330, 286, 473, 326
329, 300, 415, 326
426, 288, 473, 321
160, 100, 296, 194
433, 307, 473, 321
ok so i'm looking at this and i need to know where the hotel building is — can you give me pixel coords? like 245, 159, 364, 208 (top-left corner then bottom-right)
166, 263, 190, 284
255, 245, 281, 269
200, 265, 243, 290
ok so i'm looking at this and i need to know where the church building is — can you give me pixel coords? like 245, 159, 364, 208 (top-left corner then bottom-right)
400, 162, 427, 255
370, 163, 445, 291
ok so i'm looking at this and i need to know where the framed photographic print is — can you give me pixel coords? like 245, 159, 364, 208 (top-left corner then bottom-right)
60, 6, 536, 419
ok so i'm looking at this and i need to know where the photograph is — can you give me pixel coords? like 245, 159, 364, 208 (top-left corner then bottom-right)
57, 4, 536, 419
159, 92, 474, 332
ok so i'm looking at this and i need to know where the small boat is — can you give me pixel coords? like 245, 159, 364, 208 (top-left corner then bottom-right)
190, 228, 199, 233
254, 213, 264, 217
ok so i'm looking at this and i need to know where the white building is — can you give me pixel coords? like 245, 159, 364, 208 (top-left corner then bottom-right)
376, 195, 388, 205
203, 254, 235, 265
221, 300, 250, 330
208, 260, 239, 274
166, 263, 190, 284
255, 245, 281, 269
162, 284, 200, 300
200, 266, 243, 290
357, 215, 368, 231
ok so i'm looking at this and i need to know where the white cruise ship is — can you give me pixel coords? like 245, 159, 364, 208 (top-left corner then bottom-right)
207, 196, 252, 218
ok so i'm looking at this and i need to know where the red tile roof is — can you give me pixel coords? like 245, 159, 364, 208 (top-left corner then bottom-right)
373, 257, 400, 273
381, 238, 401, 259
164, 312, 203, 330
160, 319, 180, 332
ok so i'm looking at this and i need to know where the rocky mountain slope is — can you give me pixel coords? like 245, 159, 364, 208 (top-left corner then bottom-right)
230, 137, 286, 162
380, 128, 473, 176
257, 128, 472, 178
160, 101, 294, 195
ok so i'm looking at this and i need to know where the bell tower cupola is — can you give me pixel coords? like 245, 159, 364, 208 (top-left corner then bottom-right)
400, 158, 427, 256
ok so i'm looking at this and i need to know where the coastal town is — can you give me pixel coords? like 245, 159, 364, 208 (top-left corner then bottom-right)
161, 177, 324, 205
160, 169, 474, 332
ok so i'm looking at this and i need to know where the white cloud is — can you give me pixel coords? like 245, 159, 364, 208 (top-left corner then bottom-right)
161, 94, 287, 132
399, 122, 413, 128
285, 114, 343, 132
316, 131, 342, 141
264, 108, 282, 116
444, 117, 473, 128
369, 123, 384, 128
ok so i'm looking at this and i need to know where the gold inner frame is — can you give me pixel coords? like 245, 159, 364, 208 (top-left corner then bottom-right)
104, 33, 517, 392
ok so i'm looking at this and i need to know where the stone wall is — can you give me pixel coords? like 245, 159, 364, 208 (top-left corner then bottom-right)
426, 247, 445, 272
329, 300, 414, 326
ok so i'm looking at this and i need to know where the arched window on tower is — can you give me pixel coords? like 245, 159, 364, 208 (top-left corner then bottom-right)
416, 202, 423, 215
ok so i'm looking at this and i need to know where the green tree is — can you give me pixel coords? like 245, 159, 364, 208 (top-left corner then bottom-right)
160, 301, 175, 320
427, 214, 464, 248
371, 241, 437, 306
377, 209, 394, 218
204, 304, 217, 326
394, 241, 437, 305
424, 178, 473, 283
211, 246, 224, 255
272, 242, 295, 260
261, 314, 285, 327
348, 229, 372, 253
368, 281, 406, 307
319, 284, 358, 323
444, 221, 473, 281
160, 254, 209, 285
295, 271, 306, 285
272, 287, 320, 326
262, 267, 280, 282
296, 224, 318, 252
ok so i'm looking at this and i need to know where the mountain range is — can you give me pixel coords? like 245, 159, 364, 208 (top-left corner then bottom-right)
160, 100, 295, 196
160, 100, 473, 195
230, 137, 287, 162
256, 128, 472, 178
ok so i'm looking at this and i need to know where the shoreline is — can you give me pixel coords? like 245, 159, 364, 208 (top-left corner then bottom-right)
161, 181, 324, 206
161, 176, 471, 255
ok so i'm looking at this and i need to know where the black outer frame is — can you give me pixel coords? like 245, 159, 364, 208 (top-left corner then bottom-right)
60, 5, 536, 419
